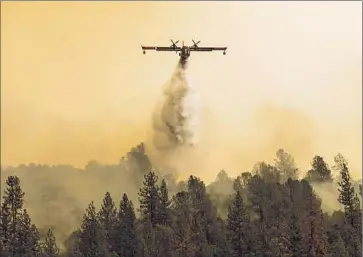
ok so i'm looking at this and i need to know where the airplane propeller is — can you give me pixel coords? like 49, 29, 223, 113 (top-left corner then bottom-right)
170, 39, 179, 48
192, 39, 201, 48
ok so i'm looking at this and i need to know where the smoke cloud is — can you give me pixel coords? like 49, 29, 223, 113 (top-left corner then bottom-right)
147, 58, 201, 175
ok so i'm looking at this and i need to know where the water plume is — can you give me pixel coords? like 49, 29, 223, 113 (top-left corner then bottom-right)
148, 58, 201, 174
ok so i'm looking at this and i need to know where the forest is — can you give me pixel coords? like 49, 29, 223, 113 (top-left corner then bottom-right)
0, 143, 362, 257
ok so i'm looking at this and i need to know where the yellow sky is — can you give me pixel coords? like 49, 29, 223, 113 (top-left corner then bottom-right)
1, 2, 362, 180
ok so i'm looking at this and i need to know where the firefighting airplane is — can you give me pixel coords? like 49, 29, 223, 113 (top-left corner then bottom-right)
141, 39, 227, 61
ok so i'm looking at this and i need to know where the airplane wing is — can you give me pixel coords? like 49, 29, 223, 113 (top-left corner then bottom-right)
189, 46, 227, 52
142, 46, 181, 51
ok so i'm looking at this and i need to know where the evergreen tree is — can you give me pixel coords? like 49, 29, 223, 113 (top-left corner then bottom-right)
306, 156, 333, 183
1, 176, 24, 253
335, 154, 361, 227
171, 191, 201, 257
233, 172, 252, 202
286, 178, 303, 257
226, 190, 250, 257
77, 202, 111, 257
187, 176, 228, 256
98, 192, 117, 246
247, 175, 269, 256
289, 213, 302, 257
335, 154, 362, 257
159, 179, 171, 226
326, 224, 349, 257
63, 230, 82, 257
274, 149, 299, 181
268, 184, 293, 257
253, 162, 280, 183
40, 229, 60, 257
138, 171, 161, 226
0, 175, 37, 256
113, 193, 139, 257
16, 209, 41, 257
300, 181, 328, 257
0, 201, 12, 256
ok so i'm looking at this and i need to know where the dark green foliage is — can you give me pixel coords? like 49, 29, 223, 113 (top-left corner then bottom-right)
171, 191, 202, 257
159, 179, 172, 226
77, 202, 111, 257
227, 190, 251, 257
16, 209, 41, 257
0, 176, 41, 256
247, 175, 293, 256
2, 147, 363, 257
126, 143, 153, 187
138, 171, 161, 226
62, 230, 82, 257
289, 213, 302, 257
112, 193, 139, 257
334, 154, 362, 257
98, 192, 117, 246
326, 223, 349, 257
335, 154, 361, 226
187, 176, 229, 256
306, 156, 333, 183
274, 149, 299, 181
40, 229, 60, 257
207, 170, 234, 217
299, 181, 328, 257
253, 162, 280, 183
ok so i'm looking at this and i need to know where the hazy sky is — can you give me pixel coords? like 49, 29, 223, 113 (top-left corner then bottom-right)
2, 2, 362, 180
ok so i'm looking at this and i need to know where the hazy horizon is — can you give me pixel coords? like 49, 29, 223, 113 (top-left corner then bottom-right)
2, 2, 362, 182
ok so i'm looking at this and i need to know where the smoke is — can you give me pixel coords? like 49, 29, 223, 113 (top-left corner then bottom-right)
147, 58, 201, 175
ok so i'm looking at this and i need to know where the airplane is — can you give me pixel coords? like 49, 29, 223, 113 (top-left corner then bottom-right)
141, 39, 227, 61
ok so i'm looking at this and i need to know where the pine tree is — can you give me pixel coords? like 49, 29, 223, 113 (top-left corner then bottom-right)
300, 181, 328, 257
0, 176, 37, 256
306, 156, 333, 183
40, 229, 60, 257
159, 179, 171, 226
327, 224, 349, 257
63, 230, 83, 257
335, 154, 361, 227
113, 193, 139, 257
335, 154, 362, 257
16, 209, 41, 257
274, 149, 299, 181
171, 191, 200, 257
77, 201, 110, 257
98, 192, 117, 245
286, 178, 303, 257
289, 213, 302, 257
226, 190, 250, 257
187, 176, 228, 256
138, 171, 161, 226
253, 162, 280, 183
0, 201, 12, 255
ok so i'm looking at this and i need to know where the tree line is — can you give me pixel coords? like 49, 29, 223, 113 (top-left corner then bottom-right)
0, 148, 361, 257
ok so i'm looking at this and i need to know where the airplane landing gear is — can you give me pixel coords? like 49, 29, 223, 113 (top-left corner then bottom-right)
143, 51, 146, 54
223, 51, 226, 55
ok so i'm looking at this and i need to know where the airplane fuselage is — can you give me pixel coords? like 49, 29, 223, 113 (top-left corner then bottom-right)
179, 46, 191, 61
141, 39, 227, 62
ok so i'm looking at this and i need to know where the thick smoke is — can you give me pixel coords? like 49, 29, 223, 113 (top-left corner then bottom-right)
148, 58, 201, 173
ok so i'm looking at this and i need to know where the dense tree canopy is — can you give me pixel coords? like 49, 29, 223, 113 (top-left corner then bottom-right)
0, 146, 361, 257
